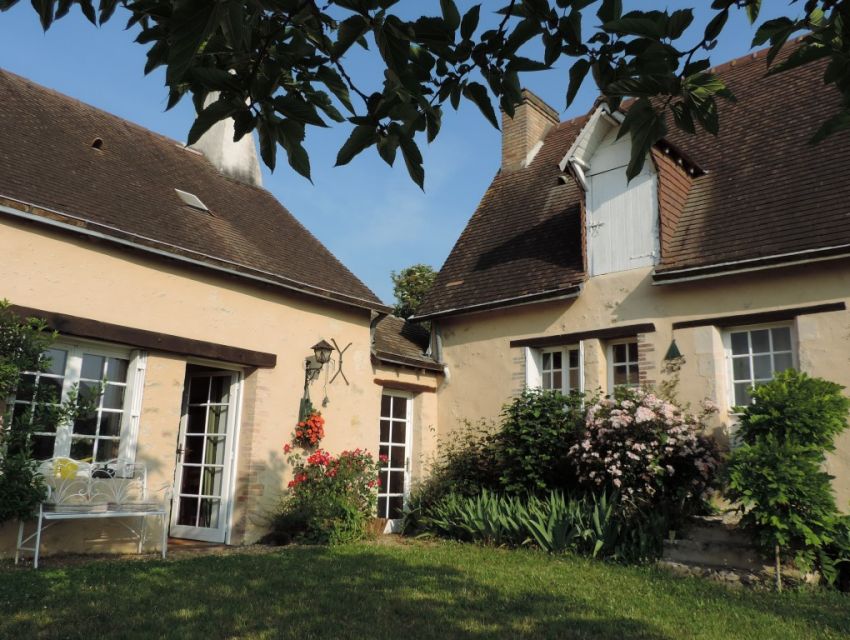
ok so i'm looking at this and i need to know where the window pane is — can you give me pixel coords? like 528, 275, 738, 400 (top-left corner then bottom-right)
751, 329, 770, 354
552, 351, 562, 369
99, 412, 122, 437
613, 344, 626, 363
95, 438, 120, 462
569, 369, 580, 391
613, 365, 628, 385
774, 352, 793, 372
205, 436, 226, 465
628, 365, 640, 385
377, 496, 388, 519
389, 471, 405, 493
189, 377, 210, 405
391, 421, 406, 444
379, 445, 389, 467
32, 435, 55, 460
568, 349, 579, 369
187, 406, 206, 434
74, 414, 98, 436
102, 384, 125, 410
207, 405, 228, 434
43, 349, 68, 376
392, 397, 407, 419
202, 468, 223, 496
16, 374, 36, 402
379, 420, 390, 443
380, 470, 389, 491
198, 499, 220, 528
177, 497, 198, 526
11, 402, 31, 427
390, 446, 405, 468
732, 357, 751, 382
628, 342, 638, 361
380, 394, 391, 418
209, 377, 229, 404
184, 436, 204, 464
70, 437, 94, 461
181, 465, 202, 495
105, 357, 129, 383
772, 328, 792, 352
753, 354, 772, 380
541, 352, 551, 370
81, 354, 105, 381
542, 372, 552, 389
552, 371, 563, 390
37, 377, 63, 403
388, 496, 404, 519
734, 383, 753, 407
730, 332, 749, 356
79, 380, 100, 403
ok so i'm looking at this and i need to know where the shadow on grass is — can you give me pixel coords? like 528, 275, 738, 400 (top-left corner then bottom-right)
0, 543, 847, 640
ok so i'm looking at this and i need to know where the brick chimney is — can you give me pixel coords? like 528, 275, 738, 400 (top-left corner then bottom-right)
501, 89, 559, 172
189, 94, 263, 188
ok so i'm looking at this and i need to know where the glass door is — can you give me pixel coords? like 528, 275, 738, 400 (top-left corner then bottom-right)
170, 370, 238, 543
377, 392, 412, 532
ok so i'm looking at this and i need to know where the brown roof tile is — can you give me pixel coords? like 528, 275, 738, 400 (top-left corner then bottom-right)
419, 46, 850, 316
373, 315, 441, 371
0, 69, 386, 312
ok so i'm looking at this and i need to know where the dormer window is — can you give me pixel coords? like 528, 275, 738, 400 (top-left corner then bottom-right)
561, 106, 660, 277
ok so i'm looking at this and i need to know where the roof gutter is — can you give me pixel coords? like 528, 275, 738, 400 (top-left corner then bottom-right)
653, 244, 850, 285
412, 284, 583, 322
0, 199, 391, 314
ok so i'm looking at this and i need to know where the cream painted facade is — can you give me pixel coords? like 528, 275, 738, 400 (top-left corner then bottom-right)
0, 216, 441, 558
433, 261, 850, 510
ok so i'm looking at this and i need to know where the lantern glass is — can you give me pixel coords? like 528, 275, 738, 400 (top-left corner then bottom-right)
312, 340, 333, 365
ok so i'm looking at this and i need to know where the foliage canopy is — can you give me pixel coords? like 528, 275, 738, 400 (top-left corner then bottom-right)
4, 1, 848, 187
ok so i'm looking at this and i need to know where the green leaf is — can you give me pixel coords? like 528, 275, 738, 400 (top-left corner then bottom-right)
667, 9, 693, 40
335, 124, 377, 166
603, 12, 666, 39
463, 82, 498, 129
166, 0, 223, 85
334, 14, 369, 59
273, 94, 328, 128
256, 118, 277, 172
190, 67, 242, 92
597, 0, 622, 24
187, 98, 239, 146
460, 4, 480, 40
617, 98, 666, 181
703, 9, 728, 42
566, 59, 590, 108
440, 0, 460, 32
316, 66, 355, 114
277, 120, 312, 181
98, 0, 117, 24
746, 0, 761, 24
31, 0, 54, 30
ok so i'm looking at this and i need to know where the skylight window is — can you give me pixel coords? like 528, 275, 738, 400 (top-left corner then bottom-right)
174, 189, 209, 212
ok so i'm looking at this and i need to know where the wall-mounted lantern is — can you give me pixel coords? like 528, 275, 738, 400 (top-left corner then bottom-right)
300, 339, 336, 420
663, 339, 682, 361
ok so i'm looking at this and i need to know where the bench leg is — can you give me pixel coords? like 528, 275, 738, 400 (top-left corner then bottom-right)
161, 513, 168, 560
33, 508, 44, 570
15, 520, 25, 565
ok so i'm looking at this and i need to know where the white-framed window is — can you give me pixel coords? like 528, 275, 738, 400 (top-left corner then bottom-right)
724, 324, 795, 407
8, 340, 146, 461
377, 391, 412, 521
608, 338, 640, 389
525, 345, 583, 394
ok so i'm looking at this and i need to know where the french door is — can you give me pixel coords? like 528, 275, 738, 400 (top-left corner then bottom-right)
377, 391, 412, 532
170, 370, 239, 543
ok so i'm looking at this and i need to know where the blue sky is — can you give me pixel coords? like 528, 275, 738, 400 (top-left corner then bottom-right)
0, 1, 794, 303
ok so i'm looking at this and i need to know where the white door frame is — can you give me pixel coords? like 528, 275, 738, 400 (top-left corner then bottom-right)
170, 368, 242, 543
378, 389, 413, 533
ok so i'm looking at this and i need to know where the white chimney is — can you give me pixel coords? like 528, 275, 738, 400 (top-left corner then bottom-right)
189, 94, 263, 188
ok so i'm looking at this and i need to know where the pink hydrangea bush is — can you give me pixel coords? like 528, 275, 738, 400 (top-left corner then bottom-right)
568, 389, 720, 515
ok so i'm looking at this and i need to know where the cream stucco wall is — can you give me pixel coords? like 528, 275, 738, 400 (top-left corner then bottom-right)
0, 217, 440, 558
435, 261, 850, 509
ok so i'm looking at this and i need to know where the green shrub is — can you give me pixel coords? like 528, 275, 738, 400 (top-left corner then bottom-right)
403, 420, 502, 533
418, 489, 665, 563
270, 448, 381, 545
725, 370, 850, 588
498, 389, 585, 493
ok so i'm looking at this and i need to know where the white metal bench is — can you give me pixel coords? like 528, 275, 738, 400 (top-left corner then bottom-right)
15, 458, 171, 568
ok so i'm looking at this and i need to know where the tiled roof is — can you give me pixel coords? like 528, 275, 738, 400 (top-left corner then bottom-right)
417, 117, 588, 318
418, 46, 849, 317
0, 69, 386, 312
372, 315, 442, 371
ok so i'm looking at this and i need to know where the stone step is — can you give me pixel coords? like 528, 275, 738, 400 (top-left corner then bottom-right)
677, 518, 752, 547
662, 538, 765, 573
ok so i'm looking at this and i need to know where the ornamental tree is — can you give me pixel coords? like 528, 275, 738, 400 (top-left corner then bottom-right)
3, 1, 848, 187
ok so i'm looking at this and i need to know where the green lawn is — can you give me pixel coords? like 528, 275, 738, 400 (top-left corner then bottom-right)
1, 539, 847, 640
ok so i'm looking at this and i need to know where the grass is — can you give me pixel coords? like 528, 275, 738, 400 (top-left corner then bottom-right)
1, 539, 848, 640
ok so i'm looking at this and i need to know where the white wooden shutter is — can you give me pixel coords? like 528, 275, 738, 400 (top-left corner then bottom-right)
119, 350, 147, 462
524, 347, 543, 389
